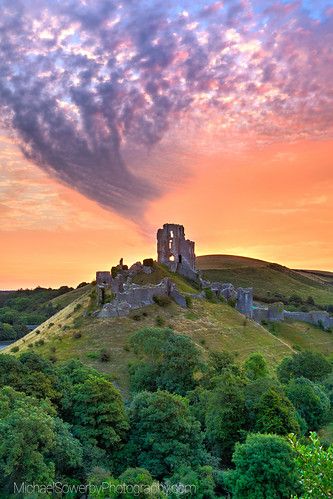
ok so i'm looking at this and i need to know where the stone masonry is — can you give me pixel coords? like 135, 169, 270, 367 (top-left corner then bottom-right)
157, 223, 197, 280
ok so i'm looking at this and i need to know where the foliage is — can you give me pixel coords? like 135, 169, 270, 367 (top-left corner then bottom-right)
0, 387, 82, 490
127, 390, 210, 479
0, 286, 73, 340
166, 465, 217, 499
67, 377, 129, 451
205, 372, 247, 463
153, 294, 172, 307
286, 377, 330, 431
129, 328, 203, 395
225, 433, 301, 498
208, 350, 240, 376
244, 353, 269, 380
277, 351, 332, 383
289, 432, 333, 498
253, 387, 300, 435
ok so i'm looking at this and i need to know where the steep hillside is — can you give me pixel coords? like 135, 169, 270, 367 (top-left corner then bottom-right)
2, 266, 295, 394
197, 255, 333, 306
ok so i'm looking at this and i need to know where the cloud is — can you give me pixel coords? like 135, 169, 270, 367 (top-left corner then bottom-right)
0, 0, 332, 220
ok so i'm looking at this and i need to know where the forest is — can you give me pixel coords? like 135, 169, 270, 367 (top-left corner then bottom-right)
0, 326, 332, 497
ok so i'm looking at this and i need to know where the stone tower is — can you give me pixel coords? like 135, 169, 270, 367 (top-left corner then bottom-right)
236, 288, 253, 318
157, 223, 196, 278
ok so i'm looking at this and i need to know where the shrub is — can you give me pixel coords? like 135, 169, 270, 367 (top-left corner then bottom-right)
100, 350, 111, 362
74, 303, 82, 311
204, 288, 215, 302
11, 346, 19, 353
35, 339, 45, 347
130, 313, 142, 321
185, 295, 193, 308
48, 323, 54, 329
277, 351, 332, 383
143, 258, 154, 267
153, 294, 172, 307
50, 346, 56, 353
49, 355, 57, 363
225, 434, 301, 498
155, 315, 165, 327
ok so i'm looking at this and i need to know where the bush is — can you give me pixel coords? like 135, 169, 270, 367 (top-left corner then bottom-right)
100, 350, 111, 362
155, 315, 165, 327
35, 339, 45, 347
225, 434, 301, 498
143, 258, 154, 267
153, 294, 172, 307
11, 346, 19, 353
185, 295, 193, 308
277, 351, 332, 383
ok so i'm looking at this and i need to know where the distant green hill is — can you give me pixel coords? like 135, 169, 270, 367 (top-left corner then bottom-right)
197, 255, 333, 307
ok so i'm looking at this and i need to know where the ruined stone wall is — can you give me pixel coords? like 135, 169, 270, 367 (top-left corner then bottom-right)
98, 278, 187, 318
157, 223, 196, 272
284, 310, 333, 330
236, 288, 253, 318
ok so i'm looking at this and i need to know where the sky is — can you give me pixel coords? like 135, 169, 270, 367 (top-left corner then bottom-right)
0, 0, 332, 288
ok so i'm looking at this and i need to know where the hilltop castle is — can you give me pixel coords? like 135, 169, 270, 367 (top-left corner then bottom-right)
95, 223, 333, 330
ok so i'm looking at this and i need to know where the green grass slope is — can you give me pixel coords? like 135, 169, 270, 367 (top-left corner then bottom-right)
2, 265, 294, 394
197, 255, 333, 306
265, 320, 333, 357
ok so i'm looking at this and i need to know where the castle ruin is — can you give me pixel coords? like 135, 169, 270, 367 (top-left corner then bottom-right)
157, 223, 197, 281
94, 223, 333, 330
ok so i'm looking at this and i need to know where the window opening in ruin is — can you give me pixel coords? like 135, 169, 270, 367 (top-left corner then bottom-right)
178, 254, 182, 263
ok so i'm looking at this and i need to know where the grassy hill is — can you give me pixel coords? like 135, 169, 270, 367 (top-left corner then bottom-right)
197, 255, 333, 307
2, 264, 295, 395
3, 259, 333, 396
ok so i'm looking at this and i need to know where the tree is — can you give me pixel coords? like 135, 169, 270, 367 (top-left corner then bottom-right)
0, 387, 82, 490
254, 387, 300, 435
286, 377, 330, 431
69, 377, 128, 452
225, 434, 301, 498
129, 328, 204, 395
208, 351, 240, 376
277, 351, 332, 384
205, 373, 247, 463
127, 390, 210, 479
289, 432, 333, 498
167, 465, 217, 499
244, 353, 269, 381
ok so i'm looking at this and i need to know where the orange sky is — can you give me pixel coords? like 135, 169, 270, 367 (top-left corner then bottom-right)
1, 137, 332, 289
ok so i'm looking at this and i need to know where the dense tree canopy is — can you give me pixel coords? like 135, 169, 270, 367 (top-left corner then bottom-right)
286, 377, 330, 431
226, 434, 301, 499
277, 351, 332, 384
127, 390, 210, 479
129, 328, 204, 395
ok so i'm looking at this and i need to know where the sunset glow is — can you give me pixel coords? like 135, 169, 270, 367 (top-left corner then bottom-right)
1, 0, 332, 288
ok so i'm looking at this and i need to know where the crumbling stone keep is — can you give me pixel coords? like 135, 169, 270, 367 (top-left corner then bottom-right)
157, 223, 197, 280
236, 288, 253, 318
